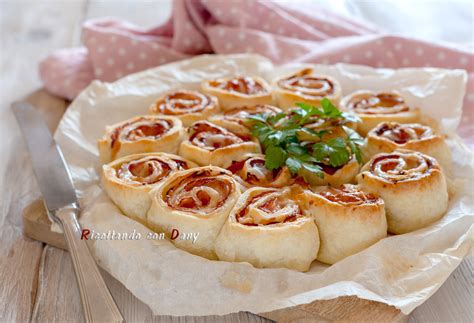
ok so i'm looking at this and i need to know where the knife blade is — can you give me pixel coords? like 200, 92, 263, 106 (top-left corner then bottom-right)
13, 101, 123, 322
12, 102, 78, 214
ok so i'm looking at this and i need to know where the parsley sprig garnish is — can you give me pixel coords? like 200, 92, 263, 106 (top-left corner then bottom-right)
248, 98, 363, 181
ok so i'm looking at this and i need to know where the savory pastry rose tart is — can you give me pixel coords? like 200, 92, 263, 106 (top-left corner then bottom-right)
363, 122, 451, 171
340, 90, 420, 136
179, 121, 261, 168
201, 76, 273, 110
147, 166, 241, 259
101, 153, 196, 224
98, 115, 185, 164
304, 184, 387, 264
149, 89, 219, 127
357, 149, 448, 234
209, 104, 282, 135
227, 154, 294, 188
273, 68, 342, 110
215, 186, 320, 271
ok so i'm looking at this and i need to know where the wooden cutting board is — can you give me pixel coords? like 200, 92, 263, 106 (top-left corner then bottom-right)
21, 89, 407, 322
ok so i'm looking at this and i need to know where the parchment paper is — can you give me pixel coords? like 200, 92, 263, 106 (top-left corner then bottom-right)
54, 54, 473, 316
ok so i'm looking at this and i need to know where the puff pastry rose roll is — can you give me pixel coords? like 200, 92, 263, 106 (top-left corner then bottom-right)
304, 184, 387, 264
147, 166, 241, 259
363, 122, 451, 171
227, 154, 294, 188
273, 68, 342, 110
179, 121, 261, 168
101, 153, 196, 224
149, 90, 219, 127
201, 76, 273, 110
215, 186, 320, 271
98, 115, 185, 164
209, 104, 282, 135
340, 91, 421, 136
357, 149, 448, 234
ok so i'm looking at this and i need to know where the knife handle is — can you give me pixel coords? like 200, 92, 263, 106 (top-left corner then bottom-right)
55, 205, 124, 323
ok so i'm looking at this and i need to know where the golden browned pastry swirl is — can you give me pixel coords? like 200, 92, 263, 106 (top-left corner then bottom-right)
277, 68, 337, 97
227, 154, 294, 188
316, 184, 380, 205
150, 90, 217, 116
110, 116, 172, 148
357, 150, 447, 234
304, 184, 386, 265
201, 76, 273, 111
215, 185, 320, 271
364, 122, 451, 171
340, 91, 420, 136
188, 121, 248, 151
98, 115, 184, 164
344, 91, 409, 115
101, 153, 194, 224
164, 168, 235, 215
116, 155, 189, 185
236, 188, 303, 226
209, 77, 269, 95
368, 150, 436, 182
373, 122, 434, 144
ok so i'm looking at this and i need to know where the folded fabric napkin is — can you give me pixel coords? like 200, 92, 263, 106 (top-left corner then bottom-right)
39, 0, 473, 143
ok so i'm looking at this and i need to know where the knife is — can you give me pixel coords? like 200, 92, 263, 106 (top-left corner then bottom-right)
13, 102, 123, 323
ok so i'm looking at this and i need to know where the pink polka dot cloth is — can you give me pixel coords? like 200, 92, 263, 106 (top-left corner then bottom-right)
39, 0, 473, 146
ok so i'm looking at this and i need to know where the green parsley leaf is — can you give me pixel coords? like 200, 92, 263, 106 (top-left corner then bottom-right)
249, 100, 363, 182
246, 114, 268, 124
312, 142, 332, 161
297, 127, 327, 141
327, 138, 350, 167
320, 98, 343, 118
265, 145, 287, 170
287, 143, 307, 156
343, 126, 364, 163
312, 138, 351, 167
267, 112, 286, 125
286, 157, 302, 174
301, 162, 324, 178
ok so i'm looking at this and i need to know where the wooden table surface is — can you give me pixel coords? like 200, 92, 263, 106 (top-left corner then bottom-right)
0, 1, 472, 322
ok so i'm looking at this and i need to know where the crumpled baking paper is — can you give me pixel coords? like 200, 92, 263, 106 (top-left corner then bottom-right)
54, 54, 473, 316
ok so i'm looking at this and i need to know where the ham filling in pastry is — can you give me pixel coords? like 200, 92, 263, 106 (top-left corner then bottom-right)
101, 153, 195, 224
341, 91, 421, 136
227, 154, 294, 188
98, 115, 185, 164
147, 166, 241, 259
357, 149, 448, 234
363, 122, 451, 172
215, 186, 320, 271
179, 121, 260, 168
201, 76, 273, 110
149, 90, 219, 126
273, 68, 342, 110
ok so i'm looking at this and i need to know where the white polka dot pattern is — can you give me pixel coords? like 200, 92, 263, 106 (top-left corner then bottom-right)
38, 1, 473, 148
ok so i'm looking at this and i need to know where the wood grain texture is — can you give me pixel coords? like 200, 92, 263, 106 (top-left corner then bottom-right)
0, 1, 86, 321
